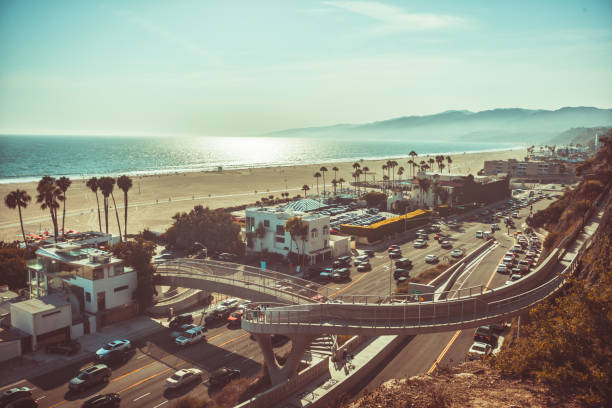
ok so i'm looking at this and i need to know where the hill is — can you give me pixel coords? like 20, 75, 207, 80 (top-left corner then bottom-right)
269, 107, 612, 144
548, 126, 612, 147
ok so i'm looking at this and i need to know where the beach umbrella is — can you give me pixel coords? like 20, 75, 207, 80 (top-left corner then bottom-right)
44, 231, 50, 235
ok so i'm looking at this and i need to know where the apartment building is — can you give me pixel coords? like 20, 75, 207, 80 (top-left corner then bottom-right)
483, 159, 575, 180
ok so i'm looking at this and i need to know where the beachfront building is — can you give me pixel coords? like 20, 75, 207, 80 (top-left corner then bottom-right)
245, 200, 349, 264
483, 159, 576, 181
26, 234, 137, 329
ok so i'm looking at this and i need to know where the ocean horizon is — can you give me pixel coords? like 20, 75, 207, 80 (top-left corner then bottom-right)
0, 135, 522, 184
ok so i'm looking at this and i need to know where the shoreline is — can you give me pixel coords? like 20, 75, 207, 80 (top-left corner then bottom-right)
0, 147, 528, 241
0, 145, 525, 185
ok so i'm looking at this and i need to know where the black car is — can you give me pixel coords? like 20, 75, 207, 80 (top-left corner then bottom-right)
46, 340, 81, 355
337, 255, 352, 266
205, 308, 231, 325
208, 368, 240, 388
393, 268, 410, 279
304, 266, 322, 279
0, 388, 33, 408
5, 398, 38, 408
169, 313, 194, 329
96, 347, 131, 365
81, 393, 120, 408
331, 268, 350, 282
363, 249, 375, 257
395, 258, 412, 269
474, 326, 494, 344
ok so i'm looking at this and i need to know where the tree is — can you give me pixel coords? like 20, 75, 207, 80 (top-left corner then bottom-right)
285, 216, 306, 266
439, 163, 445, 174
428, 157, 435, 170
4, 190, 31, 246
416, 178, 431, 206
407, 159, 414, 178
338, 178, 345, 194
255, 221, 266, 253
117, 175, 133, 241
409, 150, 418, 162
0, 245, 29, 290
362, 191, 387, 208
352, 171, 360, 196
110, 185, 123, 242
362, 166, 370, 186
319, 166, 328, 197
301, 184, 310, 197
99, 177, 115, 234
332, 166, 339, 182
36, 176, 62, 241
86, 177, 103, 232
111, 238, 156, 309
446, 155, 452, 174
389, 160, 398, 187
313, 172, 322, 197
331, 179, 338, 196
55, 176, 71, 236
397, 166, 404, 185
352, 162, 361, 195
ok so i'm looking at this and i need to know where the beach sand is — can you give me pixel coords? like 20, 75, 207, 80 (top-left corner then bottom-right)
0, 148, 527, 241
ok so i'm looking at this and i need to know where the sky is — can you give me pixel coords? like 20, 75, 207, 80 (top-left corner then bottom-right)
0, 0, 611, 136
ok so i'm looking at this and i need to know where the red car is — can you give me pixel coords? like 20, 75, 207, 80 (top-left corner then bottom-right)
227, 310, 243, 326
388, 244, 400, 252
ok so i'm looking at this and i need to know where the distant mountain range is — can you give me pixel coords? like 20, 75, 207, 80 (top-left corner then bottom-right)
268, 107, 612, 144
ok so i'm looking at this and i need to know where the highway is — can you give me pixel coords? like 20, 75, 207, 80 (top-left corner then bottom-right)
8, 192, 552, 407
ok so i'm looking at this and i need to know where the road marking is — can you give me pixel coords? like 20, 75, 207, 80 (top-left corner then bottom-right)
484, 237, 517, 291
136, 354, 147, 359
111, 360, 158, 383
217, 333, 249, 347
36, 395, 46, 400
153, 401, 168, 408
133, 392, 151, 401
329, 268, 373, 298
3, 379, 25, 388
207, 328, 230, 341
428, 330, 461, 374
117, 363, 181, 394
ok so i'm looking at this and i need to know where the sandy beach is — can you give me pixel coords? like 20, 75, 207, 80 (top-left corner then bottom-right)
0, 148, 527, 241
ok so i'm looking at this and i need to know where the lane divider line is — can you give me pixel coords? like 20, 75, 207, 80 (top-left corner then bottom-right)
427, 330, 461, 375
153, 401, 168, 408
133, 392, 151, 402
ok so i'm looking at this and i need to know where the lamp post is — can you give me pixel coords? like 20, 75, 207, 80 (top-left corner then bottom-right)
389, 255, 393, 297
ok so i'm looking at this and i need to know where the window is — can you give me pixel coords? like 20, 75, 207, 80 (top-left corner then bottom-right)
93, 268, 104, 280
275, 236, 285, 243
264, 220, 270, 227
311, 228, 318, 239
86, 292, 92, 302
276, 225, 284, 235
323, 226, 329, 235
114, 285, 129, 293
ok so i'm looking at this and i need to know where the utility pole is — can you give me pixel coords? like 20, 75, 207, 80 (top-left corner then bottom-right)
389, 256, 393, 296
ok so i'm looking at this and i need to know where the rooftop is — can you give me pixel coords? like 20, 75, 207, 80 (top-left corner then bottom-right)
11, 293, 70, 314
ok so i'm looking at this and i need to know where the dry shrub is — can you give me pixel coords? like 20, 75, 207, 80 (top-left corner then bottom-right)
213, 378, 252, 407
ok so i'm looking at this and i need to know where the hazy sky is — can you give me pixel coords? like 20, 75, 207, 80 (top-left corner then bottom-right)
1, 0, 611, 136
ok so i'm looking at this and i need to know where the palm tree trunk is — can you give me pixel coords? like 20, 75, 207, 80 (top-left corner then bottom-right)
111, 192, 122, 242
95, 192, 102, 232
123, 191, 128, 240
18, 206, 26, 247
61, 199, 66, 236
104, 197, 109, 234
50, 207, 58, 241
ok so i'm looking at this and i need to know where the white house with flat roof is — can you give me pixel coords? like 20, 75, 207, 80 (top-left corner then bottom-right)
245, 202, 343, 264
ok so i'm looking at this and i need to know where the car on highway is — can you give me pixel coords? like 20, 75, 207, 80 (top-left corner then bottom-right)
227, 310, 244, 326
337, 255, 352, 265
68, 364, 111, 393
332, 268, 350, 282
364, 249, 375, 257
450, 249, 463, 258
518, 260, 531, 272
491, 224, 500, 231
475, 230, 483, 238
440, 240, 452, 249
171, 323, 197, 339
220, 298, 240, 309
318, 268, 333, 281
169, 313, 194, 329
496, 264, 509, 274
393, 268, 410, 279
81, 393, 120, 408
176, 326, 207, 346
153, 253, 174, 264
387, 244, 400, 252
165, 368, 203, 388
510, 273, 522, 281
0, 388, 32, 408
357, 262, 371, 272
473, 326, 494, 344
96, 346, 132, 365
413, 239, 427, 248
95, 340, 130, 360
395, 258, 412, 268
208, 368, 240, 388
206, 307, 231, 325
389, 250, 402, 259
46, 339, 80, 355
425, 254, 439, 264
467, 341, 492, 360
217, 252, 237, 261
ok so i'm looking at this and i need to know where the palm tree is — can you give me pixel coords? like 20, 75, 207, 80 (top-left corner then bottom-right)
4, 189, 31, 246
301, 184, 310, 197
313, 172, 322, 197
331, 179, 338, 196
255, 222, 266, 253
435, 155, 443, 172
117, 175, 133, 241
86, 177, 103, 232
409, 150, 417, 162
446, 155, 452, 174
338, 178, 345, 193
332, 166, 339, 181
432, 175, 440, 208
285, 216, 306, 267
352, 162, 361, 195
55, 176, 71, 236
397, 167, 404, 186
419, 160, 427, 173
99, 177, 116, 235
382, 175, 389, 193
428, 157, 435, 170
362, 166, 370, 186
416, 178, 431, 206
319, 166, 328, 197
352, 171, 360, 196
390, 160, 398, 187
36, 177, 62, 241
382, 164, 388, 189
439, 163, 446, 174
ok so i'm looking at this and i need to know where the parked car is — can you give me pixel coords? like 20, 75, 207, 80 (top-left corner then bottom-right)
69, 364, 111, 393
176, 326, 207, 346
318, 268, 333, 281
467, 341, 492, 360
337, 255, 352, 265
450, 249, 463, 258
395, 258, 412, 269
389, 250, 402, 259
425, 254, 439, 264
220, 298, 240, 309
208, 368, 240, 388
81, 393, 120, 408
473, 326, 493, 344
413, 239, 427, 248
96, 347, 131, 365
393, 268, 410, 279
496, 264, 509, 274
46, 339, 81, 355
165, 368, 202, 388
0, 388, 32, 408
171, 323, 197, 339
475, 231, 483, 238
332, 268, 350, 282
510, 273, 522, 281
95, 340, 130, 360
363, 249, 375, 257
387, 244, 400, 252
169, 313, 194, 329
518, 260, 531, 272
228, 310, 244, 326
357, 262, 371, 272
440, 240, 452, 249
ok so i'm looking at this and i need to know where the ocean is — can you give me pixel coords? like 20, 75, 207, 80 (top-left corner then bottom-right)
0, 135, 521, 184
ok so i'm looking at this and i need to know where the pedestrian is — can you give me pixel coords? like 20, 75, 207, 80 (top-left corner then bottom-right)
342, 349, 347, 364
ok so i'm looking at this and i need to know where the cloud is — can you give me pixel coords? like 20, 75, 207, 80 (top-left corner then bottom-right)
323, 1, 465, 33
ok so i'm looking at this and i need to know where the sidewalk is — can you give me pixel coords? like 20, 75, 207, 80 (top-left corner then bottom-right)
0, 314, 164, 388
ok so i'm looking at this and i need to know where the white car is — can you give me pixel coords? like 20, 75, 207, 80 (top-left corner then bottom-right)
165, 368, 202, 388
413, 239, 427, 248
467, 341, 492, 360
475, 231, 483, 238
425, 254, 439, 263
95, 339, 131, 359
175, 326, 207, 346
450, 249, 463, 258
220, 298, 240, 309
496, 264, 508, 273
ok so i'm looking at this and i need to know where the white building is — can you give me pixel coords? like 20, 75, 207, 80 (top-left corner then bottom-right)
245, 200, 348, 264
27, 239, 137, 328
10, 294, 72, 351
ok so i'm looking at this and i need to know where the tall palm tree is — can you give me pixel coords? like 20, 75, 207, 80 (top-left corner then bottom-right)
409, 150, 418, 162
382, 164, 388, 189
416, 178, 431, 206
55, 176, 71, 236
397, 167, 404, 185
4, 189, 31, 246
362, 166, 370, 184
319, 166, 328, 197
382, 175, 389, 193
285, 216, 306, 267
439, 163, 446, 174
390, 160, 398, 187
332, 166, 339, 181
446, 155, 452, 174
331, 179, 338, 196
301, 184, 310, 197
338, 178, 345, 193
36, 177, 62, 241
352, 171, 359, 196
313, 172, 322, 197
117, 175, 133, 241
435, 155, 443, 172
99, 177, 115, 235
419, 160, 427, 173
86, 177, 103, 232
109, 185, 122, 242
428, 157, 435, 170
